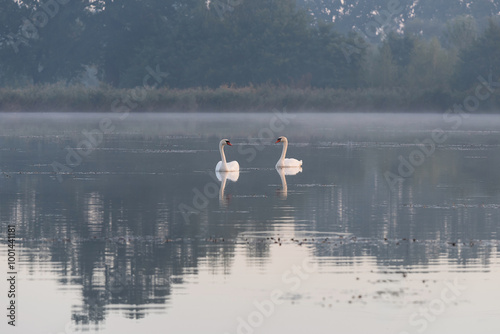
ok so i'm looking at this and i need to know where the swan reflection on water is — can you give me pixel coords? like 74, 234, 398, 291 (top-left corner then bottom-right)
276, 166, 302, 199
216, 170, 239, 206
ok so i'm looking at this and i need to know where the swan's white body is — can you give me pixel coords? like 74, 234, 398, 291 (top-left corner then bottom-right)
275, 136, 302, 168
216, 139, 239, 172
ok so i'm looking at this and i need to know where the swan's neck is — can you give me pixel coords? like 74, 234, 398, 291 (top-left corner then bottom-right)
219, 144, 227, 168
280, 140, 288, 161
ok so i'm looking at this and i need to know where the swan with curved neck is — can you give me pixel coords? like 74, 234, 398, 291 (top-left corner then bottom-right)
216, 139, 239, 172
275, 136, 302, 168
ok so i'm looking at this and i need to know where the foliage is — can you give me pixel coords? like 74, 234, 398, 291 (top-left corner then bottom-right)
0, 83, 482, 112
454, 20, 500, 90
0, 0, 499, 106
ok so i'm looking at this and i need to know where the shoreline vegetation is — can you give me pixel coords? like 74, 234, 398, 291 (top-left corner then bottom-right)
2, 1, 500, 113
1, 84, 499, 113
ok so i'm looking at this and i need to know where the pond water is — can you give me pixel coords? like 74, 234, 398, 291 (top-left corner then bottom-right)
0, 112, 499, 334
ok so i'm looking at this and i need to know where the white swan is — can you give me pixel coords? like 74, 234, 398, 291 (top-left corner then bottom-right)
216, 139, 239, 172
275, 136, 302, 168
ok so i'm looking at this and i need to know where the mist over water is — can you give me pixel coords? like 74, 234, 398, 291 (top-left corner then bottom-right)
0, 112, 499, 334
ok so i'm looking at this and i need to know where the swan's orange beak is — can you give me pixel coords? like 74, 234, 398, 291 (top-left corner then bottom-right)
226, 142, 232, 146
275, 139, 281, 143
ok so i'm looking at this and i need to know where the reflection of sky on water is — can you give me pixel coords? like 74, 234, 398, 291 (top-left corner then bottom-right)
0, 113, 499, 333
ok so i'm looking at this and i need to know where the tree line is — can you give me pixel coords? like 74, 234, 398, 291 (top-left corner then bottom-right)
0, 0, 499, 95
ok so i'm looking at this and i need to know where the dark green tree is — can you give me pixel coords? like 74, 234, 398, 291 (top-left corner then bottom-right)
454, 20, 500, 90
201, 0, 313, 87
307, 24, 367, 88
442, 15, 478, 50
386, 32, 416, 69
0, 0, 35, 85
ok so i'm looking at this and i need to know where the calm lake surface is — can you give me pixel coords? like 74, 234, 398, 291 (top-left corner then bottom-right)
1, 112, 499, 334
